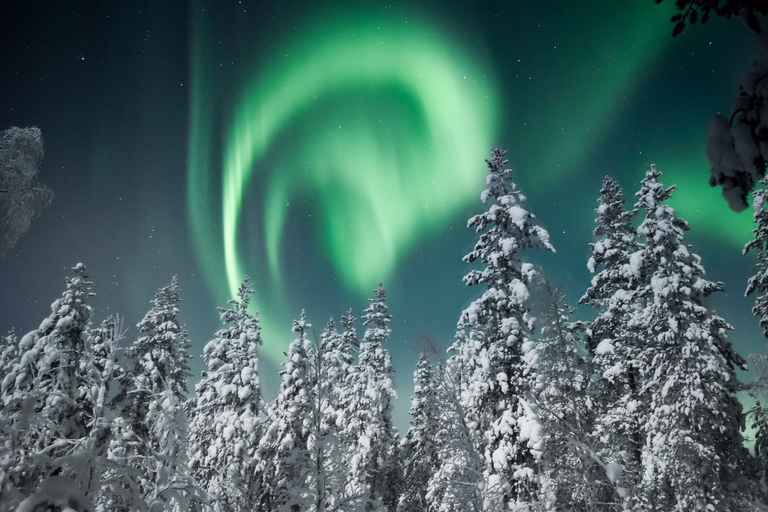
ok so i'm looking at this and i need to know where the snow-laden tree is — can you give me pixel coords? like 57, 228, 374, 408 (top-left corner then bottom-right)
448, 148, 554, 508
580, 175, 645, 504
746, 176, 768, 491
0, 266, 126, 511
0, 264, 95, 504
527, 280, 607, 510
107, 276, 198, 511
398, 352, 440, 512
188, 277, 264, 512
257, 312, 315, 510
0, 330, 17, 407
0, 126, 53, 258
630, 166, 757, 510
311, 316, 364, 511
745, 176, 768, 338
346, 284, 402, 512
426, 359, 484, 512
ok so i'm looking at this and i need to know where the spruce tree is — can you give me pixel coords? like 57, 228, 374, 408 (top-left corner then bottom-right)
0, 264, 96, 504
528, 281, 603, 510
631, 166, 755, 510
256, 312, 315, 510
425, 360, 484, 512
580, 175, 645, 504
348, 284, 402, 512
448, 148, 554, 507
398, 352, 440, 512
108, 276, 197, 510
746, 176, 768, 338
745, 176, 768, 491
188, 277, 264, 512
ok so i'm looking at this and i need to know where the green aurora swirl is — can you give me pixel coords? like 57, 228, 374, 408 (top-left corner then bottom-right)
188, 11, 499, 361
188, 4, 756, 363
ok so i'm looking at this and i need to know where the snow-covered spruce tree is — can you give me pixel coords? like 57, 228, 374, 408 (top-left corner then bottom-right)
631, 166, 757, 510
742, 175, 768, 493
0, 330, 17, 408
398, 352, 440, 512
579, 175, 645, 504
335, 310, 369, 510
312, 316, 363, 511
527, 280, 605, 510
188, 277, 264, 512
347, 284, 402, 512
0, 329, 16, 372
425, 357, 485, 512
448, 148, 554, 507
107, 276, 199, 511
745, 176, 768, 339
0, 264, 100, 507
257, 312, 315, 510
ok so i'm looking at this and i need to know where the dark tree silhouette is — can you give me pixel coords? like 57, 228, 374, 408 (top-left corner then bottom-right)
0, 127, 53, 257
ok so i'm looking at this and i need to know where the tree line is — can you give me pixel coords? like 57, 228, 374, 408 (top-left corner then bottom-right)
3, 148, 768, 511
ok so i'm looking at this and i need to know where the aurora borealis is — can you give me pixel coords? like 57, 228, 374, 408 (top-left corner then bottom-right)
190, 10, 500, 361
0, 0, 765, 426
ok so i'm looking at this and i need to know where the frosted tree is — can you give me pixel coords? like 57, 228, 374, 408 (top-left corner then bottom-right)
448, 148, 554, 507
312, 316, 362, 511
0, 264, 95, 504
0, 266, 124, 511
0, 330, 17, 406
188, 277, 264, 512
108, 276, 198, 510
579, 175, 645, 503
398, 352, 440, 512
0, 126, 53, 258
745, 176, 768, 338
424, 336, 484, 512
346, 284, 402, 512
528, 280, 607, 510
335, 310, 368, 509
256, 312, 315, 510
742, 175, 768, 492
630, 166, 757, 510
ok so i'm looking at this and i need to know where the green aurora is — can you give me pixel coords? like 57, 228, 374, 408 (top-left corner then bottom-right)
187, 3, 756, 364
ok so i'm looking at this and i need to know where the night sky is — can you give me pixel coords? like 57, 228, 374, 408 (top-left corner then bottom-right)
0, 0, 763, 429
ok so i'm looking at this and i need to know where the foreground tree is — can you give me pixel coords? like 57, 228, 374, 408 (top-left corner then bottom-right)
107, 276, 199, 511
0, 266, 124, 511
580, 176, 645, 504
744, 175, 768, 492
449, 148, 554, 507
257, 312, 316, 510
188, 277, 264, 512
631, 166, 757, 510
398, 352, 440, 512
0, 264, 95, 504
347, 284, 402, 512
528, 281, 605, 510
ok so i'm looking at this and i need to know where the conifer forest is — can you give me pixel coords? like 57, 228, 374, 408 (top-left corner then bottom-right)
4, 1, 768, 511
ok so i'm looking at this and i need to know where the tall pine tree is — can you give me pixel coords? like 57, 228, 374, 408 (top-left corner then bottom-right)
108, 276, 198, 511
448, 148, 554, 507
399, 352, 440, 512
188, 277, 264, 512
347, 284, 401, 511
257, 312, 315, 511
528, 280, 604, 510
580, 175, 645, 504
631, 166, 756, 510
